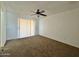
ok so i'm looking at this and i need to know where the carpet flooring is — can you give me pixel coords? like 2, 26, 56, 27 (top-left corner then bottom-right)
0, 35, 79, 57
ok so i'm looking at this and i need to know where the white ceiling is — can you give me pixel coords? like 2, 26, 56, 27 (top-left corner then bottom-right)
1, 1, 79, 17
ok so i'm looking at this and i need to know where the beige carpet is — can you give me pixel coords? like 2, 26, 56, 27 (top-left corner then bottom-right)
0, 35, 79, 57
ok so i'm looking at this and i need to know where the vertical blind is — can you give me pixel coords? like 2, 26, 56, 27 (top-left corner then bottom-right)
18, 18, 35, 38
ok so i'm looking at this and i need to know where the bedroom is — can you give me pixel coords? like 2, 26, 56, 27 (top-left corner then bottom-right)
0, 1, 79, 57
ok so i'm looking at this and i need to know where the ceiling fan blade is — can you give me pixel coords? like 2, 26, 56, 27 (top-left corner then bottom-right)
32, 11, 36, 13
40, 10, 45, 13
40, 13, 47, 16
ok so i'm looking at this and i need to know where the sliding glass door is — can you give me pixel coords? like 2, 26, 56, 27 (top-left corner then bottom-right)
18, 18, 35, 38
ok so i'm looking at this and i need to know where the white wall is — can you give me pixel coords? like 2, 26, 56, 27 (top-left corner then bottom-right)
39, 8, 79, 48
4, 8, 39, 40
6, 9, 18, 40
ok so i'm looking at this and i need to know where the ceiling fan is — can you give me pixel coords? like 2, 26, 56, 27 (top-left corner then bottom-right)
32, 9, 47, 17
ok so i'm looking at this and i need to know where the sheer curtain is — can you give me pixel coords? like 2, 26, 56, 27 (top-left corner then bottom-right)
18, 18, 35, 38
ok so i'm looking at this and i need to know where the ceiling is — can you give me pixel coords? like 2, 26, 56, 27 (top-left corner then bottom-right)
1, 1, 79, 17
